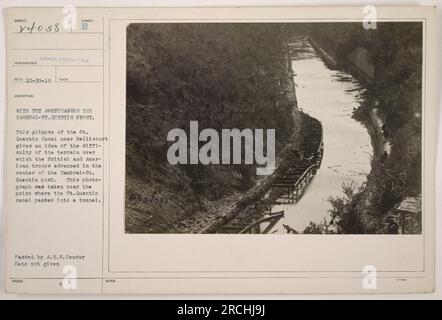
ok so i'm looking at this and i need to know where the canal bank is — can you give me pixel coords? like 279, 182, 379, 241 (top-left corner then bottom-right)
270, 38, 374, 233
179, 46, 308, 234
204, 37, 378, 234
206, 37, 384, 234
307, 35, 388, 160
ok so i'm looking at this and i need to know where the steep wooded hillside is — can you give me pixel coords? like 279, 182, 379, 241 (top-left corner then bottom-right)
125, 24, 300, 233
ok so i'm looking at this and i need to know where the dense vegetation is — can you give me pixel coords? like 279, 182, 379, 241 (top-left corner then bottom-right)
126, 22, 422, 234
126, 24, 298, 232
304, 23, 422, 234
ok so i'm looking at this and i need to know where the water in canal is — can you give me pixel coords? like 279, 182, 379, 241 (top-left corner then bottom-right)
271, 40, 373, 233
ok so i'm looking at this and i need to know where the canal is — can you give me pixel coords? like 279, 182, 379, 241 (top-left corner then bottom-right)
271, 40, 373, 233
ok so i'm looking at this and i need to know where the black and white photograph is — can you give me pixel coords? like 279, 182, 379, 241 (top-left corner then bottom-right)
2, 3, 439, 297
125, 22, 422, 235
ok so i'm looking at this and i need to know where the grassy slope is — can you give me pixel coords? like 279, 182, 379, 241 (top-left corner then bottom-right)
307, 23, 422, 234
125, 24, 299, 233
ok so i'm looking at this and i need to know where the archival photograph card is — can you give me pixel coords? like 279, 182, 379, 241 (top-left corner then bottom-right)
3, 6, 437, 294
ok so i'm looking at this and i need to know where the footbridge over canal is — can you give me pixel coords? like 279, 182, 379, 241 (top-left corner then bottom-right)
202, 112, 323, 234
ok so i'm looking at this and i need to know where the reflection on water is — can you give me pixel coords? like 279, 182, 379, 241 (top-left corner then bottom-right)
272, 41, 372, 234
